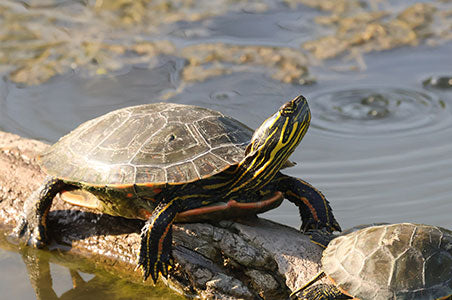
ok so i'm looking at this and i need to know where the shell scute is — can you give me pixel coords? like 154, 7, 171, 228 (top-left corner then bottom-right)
360, 247, 393, 287
166, 162, 199, 183
381, 223, 415, 259
197, 116, 253, 148
352, 226, 382, 257
391, 247, 424, 291
341, 248, 365, 279
327, 235, 350, 261
425, 251, 452, 287
192, 152, 227, 178
69, 163, 109, 184
71, 110, 131, 154
135, 166, 166, 184
133, 122, 206, 166
160, 105, 215, 123
106, 165, 135, 185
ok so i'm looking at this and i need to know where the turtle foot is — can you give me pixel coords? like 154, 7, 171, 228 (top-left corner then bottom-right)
13, 214, 48, 248
137, 222, 174, 283
137, 253, 174, 283
305, 228, 337, 249
301, 217, 342, 234
12, 176, 62, 248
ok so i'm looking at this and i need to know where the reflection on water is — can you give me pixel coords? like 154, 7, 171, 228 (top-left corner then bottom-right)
0, 232, 183, 300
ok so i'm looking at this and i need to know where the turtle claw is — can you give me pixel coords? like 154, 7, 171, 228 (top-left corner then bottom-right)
300, 218, 317, 233
305, 228, 337, 249
301, 216, 342, 234
137, 243, 172, 283
137, 219, 174, 283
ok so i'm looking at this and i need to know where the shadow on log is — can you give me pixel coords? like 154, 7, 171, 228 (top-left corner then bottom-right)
0, 131, 323, 299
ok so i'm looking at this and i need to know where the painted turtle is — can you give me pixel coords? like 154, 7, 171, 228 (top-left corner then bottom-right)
14, 95, 341, 283
292, 223, 452, 300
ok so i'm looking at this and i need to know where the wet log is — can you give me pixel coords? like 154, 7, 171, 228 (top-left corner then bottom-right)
0, 130, 323, 299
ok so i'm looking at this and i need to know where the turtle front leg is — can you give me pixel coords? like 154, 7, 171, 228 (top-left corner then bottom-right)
138, 199, 179, 283
14, 176, 68, 248
275, 173, 341, 233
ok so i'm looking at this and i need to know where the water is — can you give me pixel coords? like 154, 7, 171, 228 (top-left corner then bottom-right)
1, 0, 452, 298
0, 231, 182, 299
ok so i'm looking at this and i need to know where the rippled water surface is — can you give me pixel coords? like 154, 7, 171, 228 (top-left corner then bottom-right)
1, 0, 452, 298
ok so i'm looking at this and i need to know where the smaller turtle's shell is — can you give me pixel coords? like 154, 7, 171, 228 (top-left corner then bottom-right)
40, 103, 253, 185
322, 223, 452, 300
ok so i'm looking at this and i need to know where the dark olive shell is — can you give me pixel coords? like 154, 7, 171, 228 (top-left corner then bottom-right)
322, 223, 452, 300
40, 103, 253, 185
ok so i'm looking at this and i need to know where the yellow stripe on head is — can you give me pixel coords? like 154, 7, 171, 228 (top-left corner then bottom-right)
228, 95, 310, 194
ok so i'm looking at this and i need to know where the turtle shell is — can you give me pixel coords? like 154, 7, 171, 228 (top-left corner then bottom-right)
322, 223, 452, 300
40, 103, 253, 185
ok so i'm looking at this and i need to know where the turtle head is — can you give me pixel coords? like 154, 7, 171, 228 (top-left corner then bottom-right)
245, 95, 310, 170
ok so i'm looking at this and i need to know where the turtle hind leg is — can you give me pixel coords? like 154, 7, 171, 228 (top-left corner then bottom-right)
138, 200, 178, 283
13, 176, 68, 248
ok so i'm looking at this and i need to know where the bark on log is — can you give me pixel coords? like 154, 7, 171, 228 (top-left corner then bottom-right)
0, 131, 323, 299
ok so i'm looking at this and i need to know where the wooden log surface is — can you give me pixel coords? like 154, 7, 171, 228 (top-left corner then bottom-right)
0, 130, 324, 299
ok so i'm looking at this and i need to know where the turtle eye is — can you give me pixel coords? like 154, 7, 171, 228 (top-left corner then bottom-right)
280, 101, 295, 116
